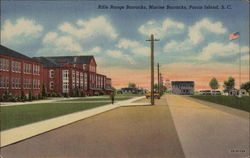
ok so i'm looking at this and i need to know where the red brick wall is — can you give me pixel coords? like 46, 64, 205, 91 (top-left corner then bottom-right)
0, 54, 43, 97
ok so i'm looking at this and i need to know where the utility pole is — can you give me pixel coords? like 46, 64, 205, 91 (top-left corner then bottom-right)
146, 34, 159, 105
157, 63, 160, 93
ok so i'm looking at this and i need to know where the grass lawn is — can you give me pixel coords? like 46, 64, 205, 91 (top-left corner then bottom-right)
190, 95, 250, 112
0, 102, 108, 131
116, 94, 143, 97
68, 96, 133, 102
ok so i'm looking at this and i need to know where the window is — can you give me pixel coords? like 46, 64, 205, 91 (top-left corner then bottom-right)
84, 73, 87, 90
80, 73, 83, 88
33, 79, 40, 89
12, 78, 21, 89
24, 63, 32, 74
0, 58, 9, 71
62, 70, 69, 93
72, 71, 75, 88
76, 71, 79, 88
50, 81, 54, 90
0, 58, 2, 70
83, 64, 86, 70
49, 70, 54, 78
0, 77, 8, 88
11, 61, 21, 73
33, 65, 40, 75
63, 70, 69, 80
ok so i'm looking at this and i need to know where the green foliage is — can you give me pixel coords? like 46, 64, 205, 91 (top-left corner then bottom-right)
191, 95, 250, 112
154, 83, 167, 95
38, 93, 43, 99
223, 77, 235, 89
80, 91, 85, 97
2, 91, 12, 102
20, 90, 27, 102
42, 83, 47, 98
28, 91, 33, 101
75, 88, 79, 97
128, 83, 136, 88
241, 81, 250, 93
209, 77, 219, 90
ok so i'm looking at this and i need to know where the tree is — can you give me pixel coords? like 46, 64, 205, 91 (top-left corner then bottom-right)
42, 83, 47, 98
154, 83, 167, 95
209, 77, 219, 90
241, 81, 250, 93
28, 91, 33, 101
128, 83, 136, 88
223, 77, 235, 89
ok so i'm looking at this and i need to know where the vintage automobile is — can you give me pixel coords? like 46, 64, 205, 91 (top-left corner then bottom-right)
199, 90, 212, 95
145, 92, 160, 99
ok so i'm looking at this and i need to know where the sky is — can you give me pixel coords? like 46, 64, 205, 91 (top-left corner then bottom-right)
1, 0, 249, 90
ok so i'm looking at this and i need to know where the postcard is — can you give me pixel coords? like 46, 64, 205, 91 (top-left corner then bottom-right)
0, 0, 249, 158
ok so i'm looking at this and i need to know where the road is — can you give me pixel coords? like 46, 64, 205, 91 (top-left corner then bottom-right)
0, 97, 185, 158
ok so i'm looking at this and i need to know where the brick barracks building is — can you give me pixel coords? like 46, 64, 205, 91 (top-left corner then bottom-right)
0, 45, 112, 98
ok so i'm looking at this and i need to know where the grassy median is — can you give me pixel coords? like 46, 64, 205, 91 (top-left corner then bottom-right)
0, 102, 108, 131
190, 95, 250, 112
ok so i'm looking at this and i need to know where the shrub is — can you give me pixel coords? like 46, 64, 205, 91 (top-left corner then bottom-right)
64, 93, 69, 97
28, 91, 33, 101
38, 93, 43, 99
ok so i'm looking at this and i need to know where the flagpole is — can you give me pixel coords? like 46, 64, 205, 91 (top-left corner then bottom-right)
238, 32, 241, 97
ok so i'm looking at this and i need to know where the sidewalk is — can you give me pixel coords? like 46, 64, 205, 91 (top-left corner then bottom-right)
166, 95, 249, 158
0, 96, 149, 147
0, 97, 79, 107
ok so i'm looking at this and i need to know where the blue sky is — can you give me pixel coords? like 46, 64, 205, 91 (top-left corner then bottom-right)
1, 0, 249, 70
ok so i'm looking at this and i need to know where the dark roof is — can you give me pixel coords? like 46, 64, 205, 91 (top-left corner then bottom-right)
45, 56, 94, 64
0, 45, 34, 61
121, 88, 139, 91
171, 81, 194, 84
33, 57, 62, 68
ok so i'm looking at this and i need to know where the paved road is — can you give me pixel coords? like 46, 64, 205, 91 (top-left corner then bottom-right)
1, 97, 185, 158
167, 95, 249, 158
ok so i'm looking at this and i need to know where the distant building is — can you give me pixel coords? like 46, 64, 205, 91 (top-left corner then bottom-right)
171, 81, 194, 95
118, 87, 147, 94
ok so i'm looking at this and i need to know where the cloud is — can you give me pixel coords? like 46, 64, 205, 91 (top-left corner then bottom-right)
163, 40, 193, 53
1, 18, 43, 45
88, 46, 101, 54
59, 16, 118, 40
106, 50, 136, 65
116, 39, 150, 56
37, 32, 83, 56
37, 16, 118, 56
197, 42, 249, 61
138, 18, 185, 38
188, 18, 227, 44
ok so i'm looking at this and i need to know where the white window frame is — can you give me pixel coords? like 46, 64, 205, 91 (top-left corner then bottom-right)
50, 81, 54, 90
49, 70, 54, 78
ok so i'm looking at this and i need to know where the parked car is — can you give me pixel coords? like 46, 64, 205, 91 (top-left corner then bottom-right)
211, 90, 221, 95
199, 90, 211, 95
145, 92, 160, 99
